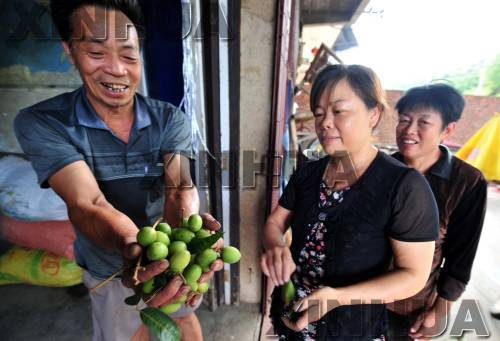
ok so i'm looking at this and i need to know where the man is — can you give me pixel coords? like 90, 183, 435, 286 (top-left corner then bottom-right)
14, 1, 222, 340
388, 83, 488, 340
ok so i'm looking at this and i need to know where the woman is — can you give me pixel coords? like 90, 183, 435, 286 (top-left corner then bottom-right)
261, 64, 439, 340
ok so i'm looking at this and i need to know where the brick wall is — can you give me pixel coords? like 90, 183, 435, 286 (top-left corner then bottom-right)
295, 88, 500, 148
379, 91, 500, 147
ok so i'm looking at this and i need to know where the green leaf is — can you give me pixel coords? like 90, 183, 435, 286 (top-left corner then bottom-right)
153, 272, 171, 288
188, 231, 223, 254
124, 293, 141, 306
140, 307, 181, 341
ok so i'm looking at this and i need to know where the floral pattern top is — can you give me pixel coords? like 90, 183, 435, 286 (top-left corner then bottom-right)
280, 180, 349, 341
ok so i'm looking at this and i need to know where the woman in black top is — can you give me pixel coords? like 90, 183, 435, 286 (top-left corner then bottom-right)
261, 64, 439, 340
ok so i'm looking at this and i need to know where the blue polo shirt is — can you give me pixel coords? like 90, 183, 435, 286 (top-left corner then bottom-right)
14, 87, 193, 278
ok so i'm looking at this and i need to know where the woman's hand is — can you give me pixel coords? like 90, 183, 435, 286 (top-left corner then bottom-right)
261, 205, 294, 286
261, 245, 296, 286
281, 286, 342, 331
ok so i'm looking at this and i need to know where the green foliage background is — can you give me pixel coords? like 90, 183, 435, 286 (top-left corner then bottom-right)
439, 54, 500, 97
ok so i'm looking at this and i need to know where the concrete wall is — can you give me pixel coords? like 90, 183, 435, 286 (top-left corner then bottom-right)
239, 0, 277, 303
0, 1, 81, 154
0, 88, 78, 154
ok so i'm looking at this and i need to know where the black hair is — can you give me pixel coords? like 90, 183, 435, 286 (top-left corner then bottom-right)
395, 84, 465, 128
50, 0, 145, 43
310, 64, 387, 129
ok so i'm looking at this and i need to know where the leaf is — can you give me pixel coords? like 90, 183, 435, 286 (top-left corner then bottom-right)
140, 307, 181, 341
124, 293, 141, 306
188, 231, 224, 254
153, 272, 171, 288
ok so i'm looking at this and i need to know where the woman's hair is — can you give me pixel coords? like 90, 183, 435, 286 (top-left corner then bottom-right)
395, 84, 465, 128
50, 0, 145, 44
310, 64, 387, 129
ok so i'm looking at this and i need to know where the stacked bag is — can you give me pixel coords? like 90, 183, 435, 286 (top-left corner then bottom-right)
0, 156, 81, 286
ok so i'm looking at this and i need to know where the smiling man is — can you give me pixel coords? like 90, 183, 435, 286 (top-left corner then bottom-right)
13, 1, 221, 340
388, 84, 488, 340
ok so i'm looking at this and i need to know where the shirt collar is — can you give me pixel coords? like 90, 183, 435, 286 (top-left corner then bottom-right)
75, 87, 151, 130
393, 144, 453, 180
428, 145, 454, 180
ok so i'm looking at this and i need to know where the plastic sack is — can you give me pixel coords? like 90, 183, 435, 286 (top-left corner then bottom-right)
0, 156, 68, 221
0, 215, 75, 260
0, 246, 82, 287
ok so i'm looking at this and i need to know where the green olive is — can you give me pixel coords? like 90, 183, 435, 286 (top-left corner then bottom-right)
142, 278, 155, 294
187, 214, 203, 232
157, 222, 172, 236
169, 250, 191, 273
159, 302, 182, 314
221, 246, 241, 264
169, 241, 187, 254
137, 226, 157, 247
197, 282, 209, 294
146, 242, 168, 261
155, 231, 170, 246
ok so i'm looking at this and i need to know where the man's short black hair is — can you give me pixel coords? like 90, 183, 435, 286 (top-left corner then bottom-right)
395, 84, 465, 128
50, 0, 145, 43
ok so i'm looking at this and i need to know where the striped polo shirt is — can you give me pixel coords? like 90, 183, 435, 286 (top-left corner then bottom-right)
14, 87, 193, 278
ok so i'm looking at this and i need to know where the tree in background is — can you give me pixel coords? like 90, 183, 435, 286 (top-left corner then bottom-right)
439, 54, 500, 97
483, 54, 500, 96
441, 66, 480, 95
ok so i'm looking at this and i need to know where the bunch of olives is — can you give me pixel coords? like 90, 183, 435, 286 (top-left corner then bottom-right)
136, 213, 241, 314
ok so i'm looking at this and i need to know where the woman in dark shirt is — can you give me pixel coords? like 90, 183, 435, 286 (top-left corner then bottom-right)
261, 64, 439, 340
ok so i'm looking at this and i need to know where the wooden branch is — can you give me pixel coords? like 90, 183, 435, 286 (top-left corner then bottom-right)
132, 254, 143, 286
89, 267, 124, 293
132, 217, 163, 286
90, 217, 164, 291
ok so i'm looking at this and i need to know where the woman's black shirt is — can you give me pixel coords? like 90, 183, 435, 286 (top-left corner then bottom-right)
271, 151, 439, 340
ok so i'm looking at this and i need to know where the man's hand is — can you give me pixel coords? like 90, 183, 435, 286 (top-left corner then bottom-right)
121, 212, 226, 308
124, 212, 225, 308
409, 297, 450, 340
185, 260, 224, 307
261, 245, 296, 286
121, 240, 189, 307
200, 212, 222, 231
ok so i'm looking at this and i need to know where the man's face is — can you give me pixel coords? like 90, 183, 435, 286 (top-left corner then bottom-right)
63, 6, 141, 111
396, 109, 454, 161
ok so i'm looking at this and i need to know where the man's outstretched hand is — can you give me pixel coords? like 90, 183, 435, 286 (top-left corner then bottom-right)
122, 241, 189, 307
121, 212, 225, 308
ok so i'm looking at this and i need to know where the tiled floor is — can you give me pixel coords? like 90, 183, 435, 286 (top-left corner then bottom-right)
0, 280, 261, 341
